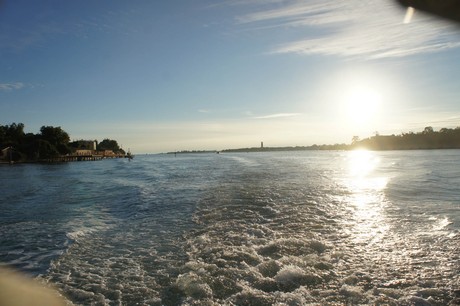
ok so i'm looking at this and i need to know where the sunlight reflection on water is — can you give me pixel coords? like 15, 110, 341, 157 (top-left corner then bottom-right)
342, 150, 390, 246
2, 152, 459, 304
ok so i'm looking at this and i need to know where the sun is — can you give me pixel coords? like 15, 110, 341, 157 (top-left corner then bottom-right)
344, 87, 382, 125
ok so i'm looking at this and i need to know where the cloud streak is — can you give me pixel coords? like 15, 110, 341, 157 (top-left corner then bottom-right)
253, 113, 301, 119
0, 82, 25, 91
236, 0, 460, 59
236, 2, 329, 24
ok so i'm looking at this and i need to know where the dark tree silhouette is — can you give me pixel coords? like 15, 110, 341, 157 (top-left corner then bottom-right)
352, 127, 460, 150
39, 126, 71, 155
97, 138, 125, 154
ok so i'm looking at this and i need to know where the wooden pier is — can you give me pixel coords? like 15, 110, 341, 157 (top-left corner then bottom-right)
41, 154, 130, 163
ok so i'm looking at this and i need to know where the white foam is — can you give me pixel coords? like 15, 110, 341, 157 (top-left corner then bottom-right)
66, 229, 96, 242
274, 265, 305, 285
176, 273, 213, 299
432, 217, 451, 231
274, 265, 322, 290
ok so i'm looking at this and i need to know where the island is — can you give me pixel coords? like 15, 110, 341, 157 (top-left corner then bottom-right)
221, 126, 460, 153
350, 126, 460, 150
167, 150, 218, 155
0, 123, 132, 163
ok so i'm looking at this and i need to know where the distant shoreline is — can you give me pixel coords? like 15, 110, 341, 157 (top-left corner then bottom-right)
166, 146, 460, 155
166, 150, 218, 155
169, 126, 460, 154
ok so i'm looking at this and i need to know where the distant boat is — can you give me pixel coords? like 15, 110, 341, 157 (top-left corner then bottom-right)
126, 149, 134, 160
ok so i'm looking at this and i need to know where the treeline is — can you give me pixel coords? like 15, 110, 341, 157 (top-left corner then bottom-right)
222, 126, 460, 153
352, 126, 460, 150
0, 123, 124, 162
222, 144, 349, 153
97, 139, 124, 152
167, 150, 218, 154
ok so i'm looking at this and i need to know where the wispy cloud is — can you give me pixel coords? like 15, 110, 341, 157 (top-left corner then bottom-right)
253, 113, 301, 119
236, 1, 343, 26
235, 0, 460, 59
0, 82, 25, 91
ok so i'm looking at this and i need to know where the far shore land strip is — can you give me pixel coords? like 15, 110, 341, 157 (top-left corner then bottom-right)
170, 126, 460, 154
1, 123, 459, 164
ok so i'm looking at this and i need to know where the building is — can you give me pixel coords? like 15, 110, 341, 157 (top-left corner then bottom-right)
75, 149, 93, 156
70, 140, 97, 151
103, 150, 116, 157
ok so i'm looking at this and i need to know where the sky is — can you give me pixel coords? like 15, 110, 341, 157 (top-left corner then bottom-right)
1, 0, 460, 153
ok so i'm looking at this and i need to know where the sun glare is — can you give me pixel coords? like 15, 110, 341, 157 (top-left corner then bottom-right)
344, 88, 382, 124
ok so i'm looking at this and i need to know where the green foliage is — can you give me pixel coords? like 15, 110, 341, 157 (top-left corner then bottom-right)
36, 139, 61, 159
97, 138, 125, 154
69, 140, 96, 150
0, 123, 71, 161
1, 123, 127, 162
0, 123, 25, 146
39, 126, 71, 155
352, 127, 460, 150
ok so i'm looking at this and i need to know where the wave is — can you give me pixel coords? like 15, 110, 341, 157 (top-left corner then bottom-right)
2, 151, 459, 305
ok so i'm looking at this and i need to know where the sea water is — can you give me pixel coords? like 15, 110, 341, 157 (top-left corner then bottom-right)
0, 150, 459, 305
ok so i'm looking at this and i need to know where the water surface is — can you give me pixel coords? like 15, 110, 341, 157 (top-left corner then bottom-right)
1, 150, 459, 305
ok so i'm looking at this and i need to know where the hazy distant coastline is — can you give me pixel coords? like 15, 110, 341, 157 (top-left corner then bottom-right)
3, 123, 459, 160
170, 126, 460, 154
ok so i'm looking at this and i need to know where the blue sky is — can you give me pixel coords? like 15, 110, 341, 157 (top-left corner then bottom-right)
1, 0, 460, 153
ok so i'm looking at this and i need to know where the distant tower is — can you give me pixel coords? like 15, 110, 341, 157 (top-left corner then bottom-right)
261, 141, 264, 148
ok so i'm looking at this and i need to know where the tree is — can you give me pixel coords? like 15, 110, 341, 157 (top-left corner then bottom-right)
97, 138, 123, 153
40, 126, 70, 145
423, 126, 434, 134
0, 123, 25, 146
39, 126, 71, 155
1, 123, 129, 161
0, 125, 6, 144
35, 139, 60, 159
